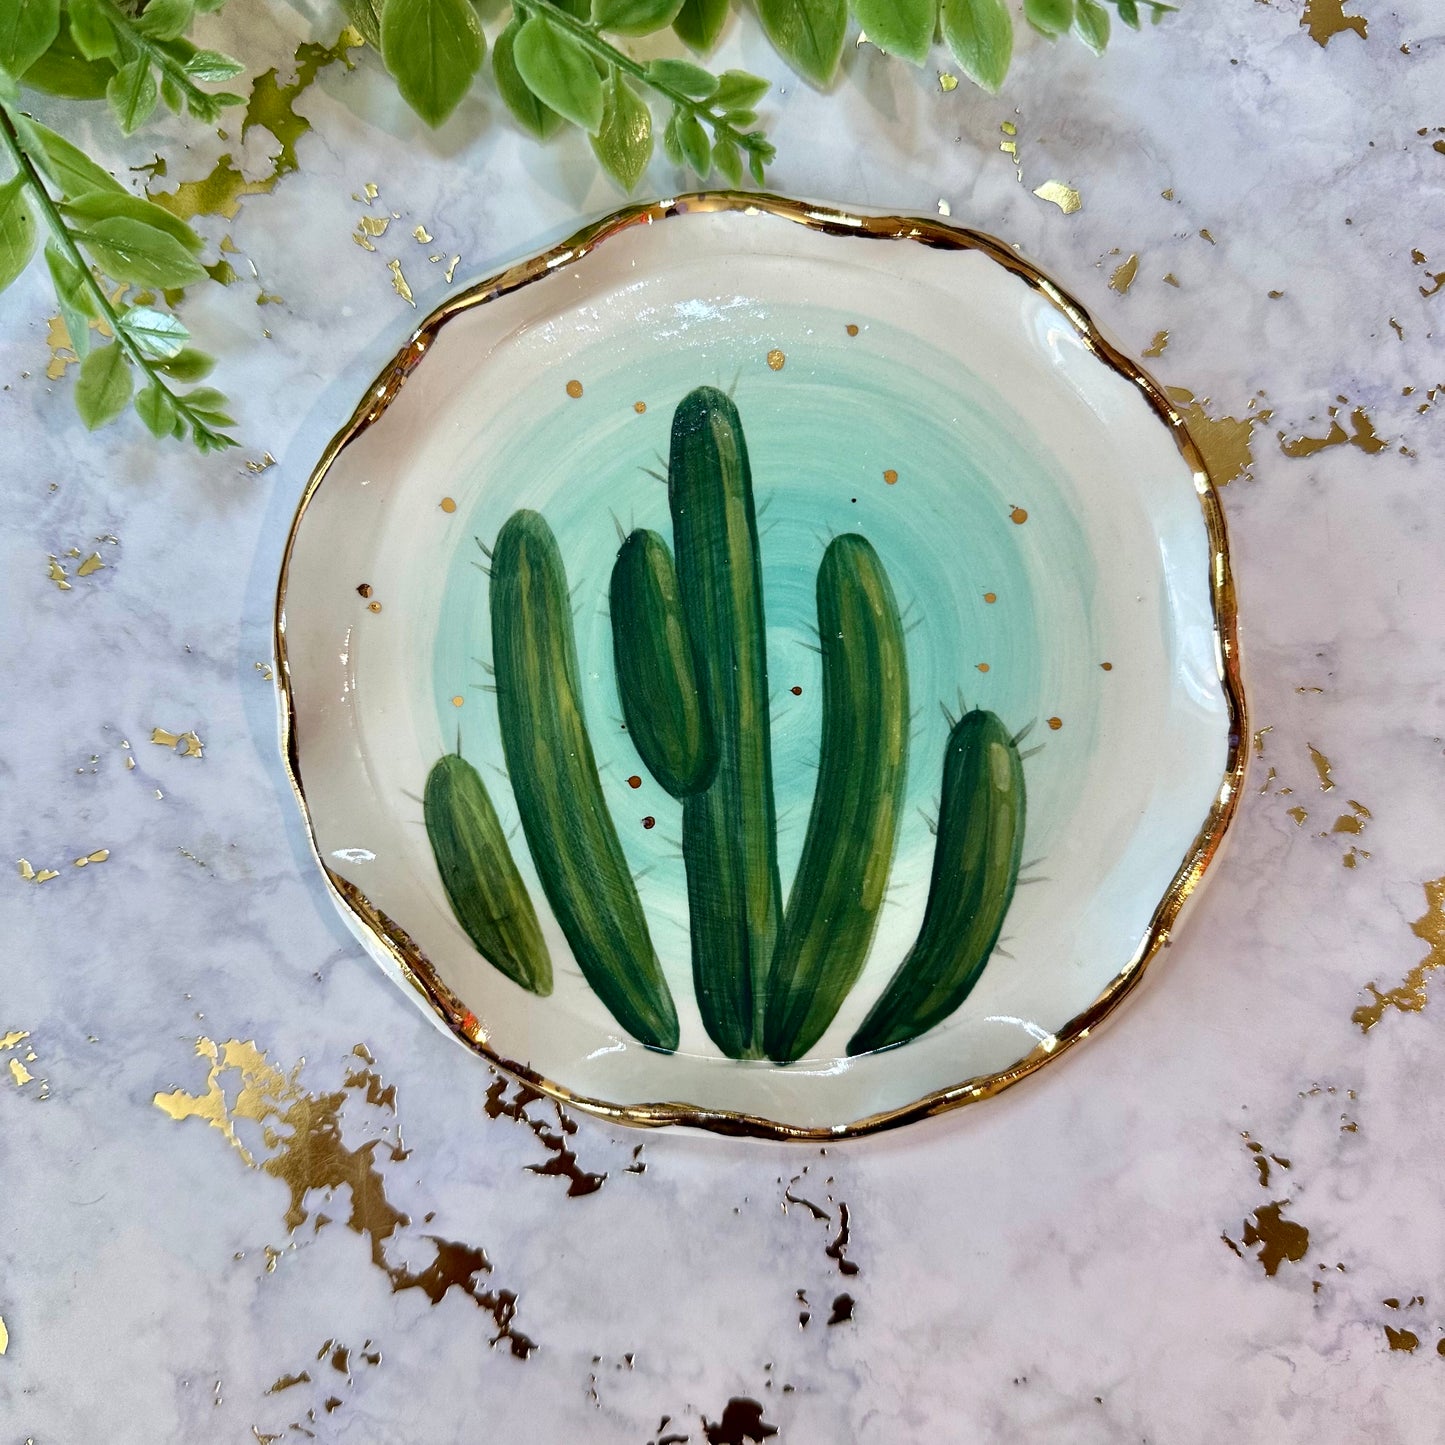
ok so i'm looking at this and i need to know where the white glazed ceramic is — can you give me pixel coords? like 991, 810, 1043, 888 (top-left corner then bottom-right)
276, 194, 1245, 1139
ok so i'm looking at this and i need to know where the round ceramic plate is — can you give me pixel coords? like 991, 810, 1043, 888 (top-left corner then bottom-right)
276, 193, 1245, 1140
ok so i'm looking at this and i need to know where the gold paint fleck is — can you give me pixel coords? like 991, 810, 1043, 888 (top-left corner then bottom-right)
1047, 716, 1063, 731
939, 72, 958, 92
45, 315, 79, 378
1161, 187, 1174, 201
845, 323, 859, 336
1143, 330, 1170, 357
1109, 254, 1140, 294
387, 259, 415, 307
76, 552, 104, 576
368, 601, 383, 613
1385, 1326, 1420, 1353
1253, 725, 1273, 756
565, 379, 584, 399
1279, 404, 1387, 457
1101, 661, 1113, 671
983, 592, 997, 603
150, 33, 364, 223
1302, 0, 1367, 45
1200, 228, 1217, 245
445, 256, 460, 283
246, 453, 277, 474
0, 1315, 7, 1355
767, 348, 786, 371
47, 557, 72, 590
1353, 876, 1445, 1031
9, 1058, 33, 1086
364, 182, 379, 201
357, 582, 373, 598
412, 225, 433, 244
1165, 386, 1270, 484
1287, 805, 1309, 826
1033, 181, 1082, 214
359, 214, 390, 239
1307, 744, 1335, 791
883, 469, 899, 485
1163, 272, 1181, 288
451, 696, 464, 708
976, 663, 990, 673
1010, 506, 1028, 524
73, 849, 110, 867
440, 497, 457, 513
634, 401, 647, 413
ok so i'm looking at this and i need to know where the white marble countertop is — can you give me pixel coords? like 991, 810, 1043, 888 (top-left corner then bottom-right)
4, 2, 1444, 1440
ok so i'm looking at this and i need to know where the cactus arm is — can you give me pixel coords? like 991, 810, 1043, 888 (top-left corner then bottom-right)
490, 509, 680, 1052
847, 709, 1025, 1056
423, 753, 554, 996
763, 535, 910, 1063
668, 386, 782, 1060
610, 528, 718, 799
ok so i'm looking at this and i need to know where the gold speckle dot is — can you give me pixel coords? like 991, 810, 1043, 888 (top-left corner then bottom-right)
1010, 506, 1029, 525
565, 379, 583, 398
883, 469, 899, 485
1047, 716, 1063, 730
983, 591, 997, 604
846, 324, 859, 337
440, 497, 457, 513
627, 775, 642, 789
367, 601, 382, 614
634, 401, 647, 414
452, 695, 464, 707
1101, 661, 1113, 671
976, 663, 990, 673
357, 582, 373, 598
642, 815, 656, 829
766, 349, 786, 371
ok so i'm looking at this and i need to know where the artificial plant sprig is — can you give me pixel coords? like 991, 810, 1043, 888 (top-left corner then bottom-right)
0, 92, 236, 449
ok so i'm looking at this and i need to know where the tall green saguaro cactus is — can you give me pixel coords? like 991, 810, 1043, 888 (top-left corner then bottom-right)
427, 384, 1029, 1064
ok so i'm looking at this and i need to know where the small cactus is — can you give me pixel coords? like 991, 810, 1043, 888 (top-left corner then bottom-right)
425, 388, 1027, 1062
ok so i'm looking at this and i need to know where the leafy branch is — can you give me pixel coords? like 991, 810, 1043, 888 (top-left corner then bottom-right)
0, 97, 235, 449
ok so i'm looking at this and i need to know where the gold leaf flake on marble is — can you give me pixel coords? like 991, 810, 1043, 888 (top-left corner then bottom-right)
1330, 800, 1371, 834
1286, 805, 1308, 826
1302, 0, 1368, 46
0, 1314, 7, 1354
255, 661, 274, 680
45, 315, 79, 378
1385, 1326, 1420, 1352
1165, 387, 1270, 484
1307, 744, 1335, 791
1163, 272, 1181, 287
1143, 330, 1169, 357
1253, 725, 1273, 756
1033, 181, 1082, 214
938, 72, 958, 92
444, 256, 460, 283
1352, 876, 1445, 1031
1109, 254, 1139, 294
1230, 1202, 1310, 1276
1278, 403, 1387, 457
76, 552, 104, 576
247, 453, 277, 474
359, 215, 390, 238
387, 259, 415, 307
47, 556, 72, 590
0, 1031, 28, 1051
413, 225, 433, 244
150, 32, 364, 222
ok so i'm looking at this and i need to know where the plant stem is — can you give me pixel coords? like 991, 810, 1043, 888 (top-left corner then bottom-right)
512, 0, 769, 163
97, 0, 218, 114
0, 103, 232, 447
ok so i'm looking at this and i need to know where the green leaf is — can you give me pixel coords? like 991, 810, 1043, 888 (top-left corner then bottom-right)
43, 241, 95, 359
940, 0, 1012, 91
135, 380, 178, 438
492, 17, 564, 139
74, 341, 133, 429
136, 0, 193, 40
1073, 0, 1109, 50
712, 133, 742, 186
755, 0, 846, 87
676, 110, 710, 177
1023, 0, 1073, 38
107, 57, 159, 132
62, 190, 206, 255
849, 0, 935, 65
0, 0, 60, 77
591, 0, 683, 36
22, 13, 112, 96
748, 142, 766, 185
157, 346, 213, 380
661, 107, 683, 166
1115, 0, 1139, 26
117, 304, 188, 358
713, 69, 769, 110
512, 14, 603, 134
179, 384, 232, 424
335, 0, 382, 47
68, 214, 207, 287
380, 0, 484, 128
644, 56, 717, 100
0, 173, 38, 295
67, 0, 116, 59
590, 69, 652, 190
159, 70, 183, 112
673, 0, 727, 50
29, 119, 126, 197
183, 48, 243, 81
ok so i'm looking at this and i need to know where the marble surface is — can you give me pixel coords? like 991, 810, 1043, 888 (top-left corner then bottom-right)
3, 2, 1444, 1440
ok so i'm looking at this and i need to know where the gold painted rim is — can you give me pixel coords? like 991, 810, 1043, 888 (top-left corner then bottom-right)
274, 191, 1248, 1143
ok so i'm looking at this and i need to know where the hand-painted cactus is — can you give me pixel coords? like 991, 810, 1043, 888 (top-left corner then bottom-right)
424, 385, 1027, 1061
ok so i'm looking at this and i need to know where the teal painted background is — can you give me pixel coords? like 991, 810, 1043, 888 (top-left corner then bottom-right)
431, 302, 1092, 978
